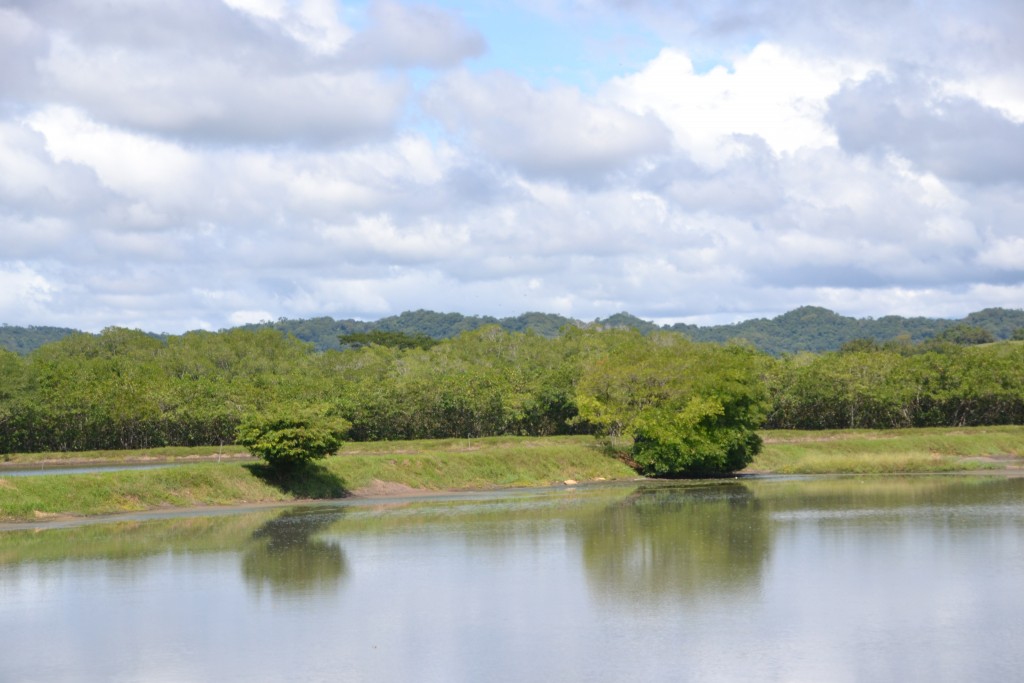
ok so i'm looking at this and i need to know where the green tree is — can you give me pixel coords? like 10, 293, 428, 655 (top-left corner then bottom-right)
932, 324, 995, 345
575, 331, 769, 477
338, 330, 439, 350
236, 405, 350, 469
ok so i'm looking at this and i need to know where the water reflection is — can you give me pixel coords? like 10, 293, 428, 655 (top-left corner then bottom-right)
580, 482, 770, 604
0, 511, 278, 566
1, 478, 1022, 683
241, 508, 348, 598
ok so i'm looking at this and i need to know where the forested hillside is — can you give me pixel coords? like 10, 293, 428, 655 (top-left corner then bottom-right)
3, 307, 1023, 355
671, 306, 970, 354
227, 306, 1024, 354
239, 310, 578, 350
0, 324, 80, 354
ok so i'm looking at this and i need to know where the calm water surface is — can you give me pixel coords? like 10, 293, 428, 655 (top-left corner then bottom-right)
1, 476, 1022, 682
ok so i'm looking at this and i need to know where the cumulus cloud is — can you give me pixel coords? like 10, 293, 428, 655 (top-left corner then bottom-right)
565, 0, 1024, 68
223, 0, 354, 55
0, 121, 101, 210
0, 263, 56, 320
652, 136, 784, 215
0, 0, 1021, 331
426, 71, 671, 180
976, 237, 1024, 272
828, 72, 1024, 185
606, 44, 873, 163
341, 0, 486, 68
0, 0, 481, 146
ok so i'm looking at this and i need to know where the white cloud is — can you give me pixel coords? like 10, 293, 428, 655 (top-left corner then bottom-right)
280, 0, 355, 55
318, 215, 470, 264
38, 37, 406, 144
0, 215, 74, 259
2, 1, 481, 146
0, 263, 56, 317
0, 0, 1021, 332
426, 71, 671, 179
0, 120, 104, 210
342, 0, 486, 68
606, 44, 875, 165
29, 107, 204, 206
942, 71, 1024, 124
0, 122, 66, 201
827, 71, 1024, 185
977, 237, 1024, 271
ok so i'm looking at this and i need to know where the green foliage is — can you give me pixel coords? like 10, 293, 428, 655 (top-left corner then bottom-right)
839, 338, 882, 353
632, 397, 764, 477
0, 324, 79, 354
764, 342, 1024, 429
3, 309, 1024, 458
6, 306, 1024, 358
235, 406, 350, 468
330, 326, 585, 441
499, 312, 581, 336
963, 308, 1024, 339
596, 312, 660, 333
932, 323, 995, 345
1, 326, 320, 453
574, 331, 769, 477
671, 306, 1024, 354
338, 330, 439, 350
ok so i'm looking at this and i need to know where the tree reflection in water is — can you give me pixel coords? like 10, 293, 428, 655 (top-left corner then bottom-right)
241, 508, 348, 598
580, 482, 770, 605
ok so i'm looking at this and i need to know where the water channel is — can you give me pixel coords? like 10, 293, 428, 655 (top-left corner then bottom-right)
1, 475, 1022, 682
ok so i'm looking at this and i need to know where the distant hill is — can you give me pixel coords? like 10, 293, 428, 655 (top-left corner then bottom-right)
4, 307, 1024, 355
237, 310, 578, 350
0, 324, 81, 354
668, 306, 984, 355
240, 306, 1024, 354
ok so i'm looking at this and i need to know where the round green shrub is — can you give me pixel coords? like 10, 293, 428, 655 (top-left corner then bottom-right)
236, 407, 350, 468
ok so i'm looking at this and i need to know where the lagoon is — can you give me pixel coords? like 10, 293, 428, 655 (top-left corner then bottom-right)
1, 476, 1022, 682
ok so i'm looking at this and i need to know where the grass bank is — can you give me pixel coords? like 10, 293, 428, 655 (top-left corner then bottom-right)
0, 436, 637, 523
748, 425, 1024, 474
1, 428, 1022, 523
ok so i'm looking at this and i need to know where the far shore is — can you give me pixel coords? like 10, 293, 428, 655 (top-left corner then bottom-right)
1, 427, 1022, 525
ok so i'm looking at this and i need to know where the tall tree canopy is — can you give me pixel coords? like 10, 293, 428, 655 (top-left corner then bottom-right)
574, 331, 769, 476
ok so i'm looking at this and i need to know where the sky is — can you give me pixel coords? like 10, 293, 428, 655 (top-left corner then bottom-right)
1, 0, 1022, 333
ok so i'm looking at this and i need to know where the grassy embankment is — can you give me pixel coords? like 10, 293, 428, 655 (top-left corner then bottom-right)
1, 427, 1022, 523
0, 436, 637, 522
753, 425, 1024, 474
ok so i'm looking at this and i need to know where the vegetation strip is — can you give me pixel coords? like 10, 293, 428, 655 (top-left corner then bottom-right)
0, 436, 637, 523
750, 426, 1024, 474
3, 324, 1024, 460
1, 429, 1021, 523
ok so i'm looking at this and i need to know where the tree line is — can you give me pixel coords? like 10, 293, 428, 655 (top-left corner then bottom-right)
0, 325, 1021, 472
